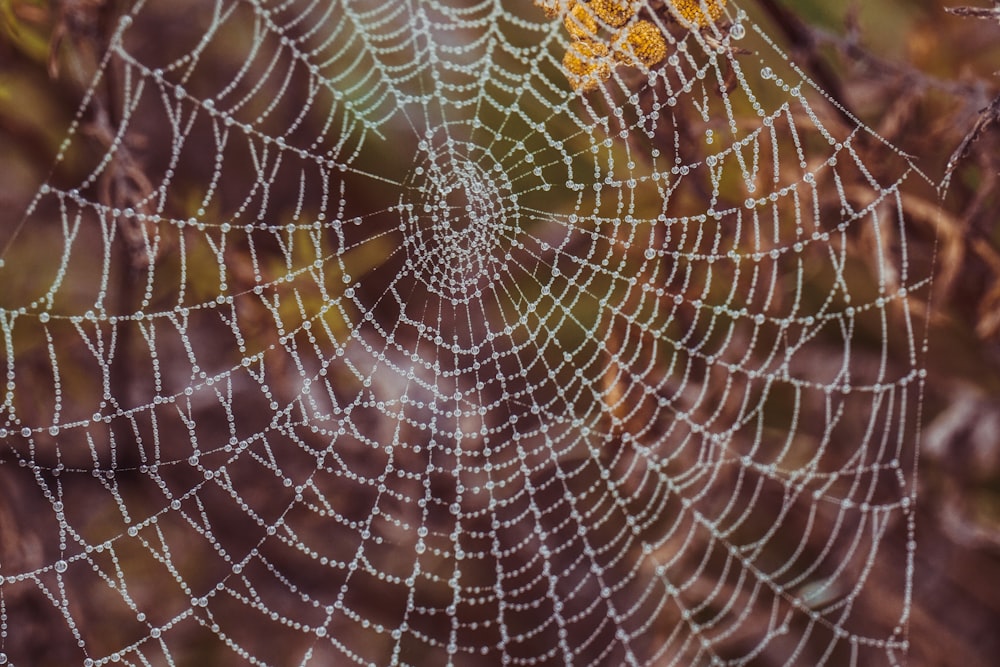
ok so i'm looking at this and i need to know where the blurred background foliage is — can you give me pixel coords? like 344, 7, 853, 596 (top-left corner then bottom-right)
1, 0, 1000, 665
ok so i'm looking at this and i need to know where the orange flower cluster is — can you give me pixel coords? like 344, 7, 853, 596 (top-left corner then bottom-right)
667, 0, 727, 27
544, 0, 669, 92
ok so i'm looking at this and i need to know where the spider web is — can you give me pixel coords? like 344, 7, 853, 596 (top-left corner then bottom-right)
0, 0, 931, 665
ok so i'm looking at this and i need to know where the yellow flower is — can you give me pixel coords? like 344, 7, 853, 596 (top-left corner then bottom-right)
563, 39, 612, 92
668, 0, 727, 27
615, 19, 667, 68
564, 3, 598, 40
590, 0, 633, 28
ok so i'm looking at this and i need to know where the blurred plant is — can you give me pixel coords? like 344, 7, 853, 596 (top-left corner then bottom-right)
2, 1, 1000, 665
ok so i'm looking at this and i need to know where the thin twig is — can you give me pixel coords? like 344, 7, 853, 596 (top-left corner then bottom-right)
946, 1, 1000, 22
945, 93, 1000, 179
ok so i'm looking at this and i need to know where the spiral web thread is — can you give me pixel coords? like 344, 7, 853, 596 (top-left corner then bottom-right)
0, 0, 930, 665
